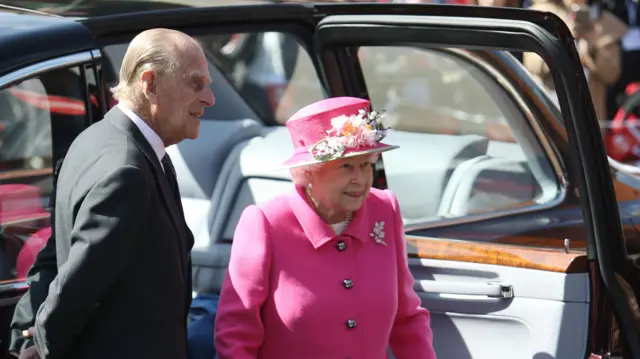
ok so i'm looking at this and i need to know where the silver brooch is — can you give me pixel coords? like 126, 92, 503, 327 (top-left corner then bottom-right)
370, 221, 386, 246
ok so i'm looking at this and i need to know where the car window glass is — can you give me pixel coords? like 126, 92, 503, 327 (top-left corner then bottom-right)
102, 31, 326, 124
0, 65, 89, 283
358, 46, 561, 228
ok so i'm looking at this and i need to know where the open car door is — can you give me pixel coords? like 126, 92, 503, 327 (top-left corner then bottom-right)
310, 3, 640, 359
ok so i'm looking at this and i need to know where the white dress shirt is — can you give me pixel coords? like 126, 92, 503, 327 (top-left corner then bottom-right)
118, 103, 166, 171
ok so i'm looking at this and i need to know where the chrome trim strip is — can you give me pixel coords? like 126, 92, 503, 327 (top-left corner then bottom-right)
0, 51, 95, 89
2, 214, 50, 227
91, 49, 102, 60
403, 48, 568, 232
0, 281, 29, 293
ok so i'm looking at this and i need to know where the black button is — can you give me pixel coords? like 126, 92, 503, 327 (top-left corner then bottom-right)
346, 319, 356, 329
343, 279, 353, 289
336, 240, 347, 251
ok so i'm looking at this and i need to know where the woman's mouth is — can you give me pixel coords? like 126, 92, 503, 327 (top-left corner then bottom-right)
344, 191, 363, 199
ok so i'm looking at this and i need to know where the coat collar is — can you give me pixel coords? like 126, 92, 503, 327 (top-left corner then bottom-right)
105, 106, 189, 254
289, 185, 371, 249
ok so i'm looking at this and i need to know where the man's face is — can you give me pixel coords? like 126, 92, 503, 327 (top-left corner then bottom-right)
155, 45, 215, 146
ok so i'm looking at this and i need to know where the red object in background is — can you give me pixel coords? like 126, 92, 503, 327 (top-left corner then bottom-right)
16, 226, 51, 279
605, 83, 640, 163
0, 184, 50, 279
7, 88, 86, 116
0, 184, 48, 223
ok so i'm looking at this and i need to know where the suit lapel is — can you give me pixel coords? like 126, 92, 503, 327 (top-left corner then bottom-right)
105, 107, 189, 277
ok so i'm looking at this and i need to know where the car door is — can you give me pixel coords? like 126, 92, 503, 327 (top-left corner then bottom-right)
0, 51, 103, 356
310, 4, 640, 359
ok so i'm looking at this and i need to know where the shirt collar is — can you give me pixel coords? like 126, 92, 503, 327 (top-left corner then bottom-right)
289, 185, 370, 249
118, 103, 166, 163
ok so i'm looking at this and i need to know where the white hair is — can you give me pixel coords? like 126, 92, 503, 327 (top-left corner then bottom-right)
289, 162, 323, 188
289, 153, 380, 187
110, 29, 196, 105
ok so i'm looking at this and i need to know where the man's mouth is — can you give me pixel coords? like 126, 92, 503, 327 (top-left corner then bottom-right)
190, 111, 203, 120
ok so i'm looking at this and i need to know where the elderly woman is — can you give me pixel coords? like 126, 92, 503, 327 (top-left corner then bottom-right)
213, 96, 436, 359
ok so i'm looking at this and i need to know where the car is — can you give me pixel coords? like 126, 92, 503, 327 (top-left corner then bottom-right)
1, 2, 640, 359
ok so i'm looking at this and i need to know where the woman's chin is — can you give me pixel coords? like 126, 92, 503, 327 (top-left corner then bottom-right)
340, 198, 365, 212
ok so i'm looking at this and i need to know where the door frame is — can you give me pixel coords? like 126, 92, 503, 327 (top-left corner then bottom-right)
311, 6, 639, 358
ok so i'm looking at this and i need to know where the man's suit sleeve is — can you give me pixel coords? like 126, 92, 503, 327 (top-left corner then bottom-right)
9, 158, 64, 355
9, 234, 58, 355
33, 165, 151, 359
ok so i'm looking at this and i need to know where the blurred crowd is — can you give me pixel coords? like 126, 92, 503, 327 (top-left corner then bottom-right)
382, 0, 638, 123
396, 0, 640, 165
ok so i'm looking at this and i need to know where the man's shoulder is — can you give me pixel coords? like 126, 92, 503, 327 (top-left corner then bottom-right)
60, 118, 153, 187
70, 117, 147, 165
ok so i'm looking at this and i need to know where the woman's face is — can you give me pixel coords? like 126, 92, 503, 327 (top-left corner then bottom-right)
309, 154, 375, 215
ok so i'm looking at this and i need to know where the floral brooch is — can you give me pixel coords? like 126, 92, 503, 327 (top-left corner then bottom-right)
370, 221, 386, 246
309, 109, 389, 162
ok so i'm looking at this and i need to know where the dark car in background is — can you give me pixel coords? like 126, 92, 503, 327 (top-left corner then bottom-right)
2, 2, 640, 359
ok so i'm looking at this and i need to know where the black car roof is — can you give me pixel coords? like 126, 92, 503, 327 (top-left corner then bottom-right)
0, 6, 96, 78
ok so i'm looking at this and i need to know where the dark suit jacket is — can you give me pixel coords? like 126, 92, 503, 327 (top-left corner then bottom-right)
9, 158, 62, 355
25, 107, 193, 359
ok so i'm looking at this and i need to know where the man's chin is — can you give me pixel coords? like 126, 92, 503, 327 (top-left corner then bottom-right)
186, 124, 200, 140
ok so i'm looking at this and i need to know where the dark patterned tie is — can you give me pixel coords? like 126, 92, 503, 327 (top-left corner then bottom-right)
161, 154, 182, 210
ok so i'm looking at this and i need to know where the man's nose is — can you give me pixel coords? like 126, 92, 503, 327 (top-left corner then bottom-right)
201, 86, 215, 107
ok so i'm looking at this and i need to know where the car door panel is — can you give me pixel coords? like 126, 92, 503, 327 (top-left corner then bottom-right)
407, 238, 590, 359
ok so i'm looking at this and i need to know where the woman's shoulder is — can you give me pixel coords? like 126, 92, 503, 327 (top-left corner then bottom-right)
244, 189, 297, 222
367, 188, 401, 214
368, 188, 399, 205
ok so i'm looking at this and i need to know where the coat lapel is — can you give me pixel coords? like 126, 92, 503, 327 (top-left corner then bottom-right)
104, 107, 189, 277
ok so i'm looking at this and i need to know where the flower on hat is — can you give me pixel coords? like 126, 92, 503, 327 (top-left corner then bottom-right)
309, 108, 389, 162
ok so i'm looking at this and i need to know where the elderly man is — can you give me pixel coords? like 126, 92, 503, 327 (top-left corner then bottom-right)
10, 28, 214, 359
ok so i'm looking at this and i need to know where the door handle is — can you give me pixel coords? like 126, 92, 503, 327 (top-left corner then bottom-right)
414, 280, 514, 299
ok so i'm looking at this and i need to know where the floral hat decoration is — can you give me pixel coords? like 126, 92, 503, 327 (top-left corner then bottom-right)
282, 96, 399, 168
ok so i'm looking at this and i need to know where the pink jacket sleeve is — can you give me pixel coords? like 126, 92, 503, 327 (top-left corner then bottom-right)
214, 205, 272, 359
386, 190, 437, 359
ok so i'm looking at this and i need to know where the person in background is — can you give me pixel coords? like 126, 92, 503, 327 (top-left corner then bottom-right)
523, 0, 627, 124
214, 96, 436, 359
602, 0, 640, 119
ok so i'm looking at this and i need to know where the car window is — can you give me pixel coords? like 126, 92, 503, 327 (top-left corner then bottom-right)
101, 31, 326, 124
358, 46, 561, 227
0, 64, 91, 282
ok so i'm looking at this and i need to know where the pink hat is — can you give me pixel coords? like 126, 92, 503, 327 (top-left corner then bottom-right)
282, 97, 398, 168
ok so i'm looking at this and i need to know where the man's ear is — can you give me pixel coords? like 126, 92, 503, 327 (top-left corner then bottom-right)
140, 69, 158, 101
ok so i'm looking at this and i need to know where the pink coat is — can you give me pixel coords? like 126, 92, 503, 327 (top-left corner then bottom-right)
214, 186, 436, 359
